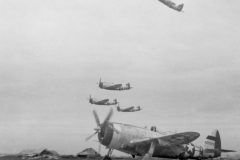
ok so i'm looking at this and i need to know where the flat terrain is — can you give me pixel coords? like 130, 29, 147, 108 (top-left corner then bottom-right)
0, 156, 139, 160
0, 155, 238, 160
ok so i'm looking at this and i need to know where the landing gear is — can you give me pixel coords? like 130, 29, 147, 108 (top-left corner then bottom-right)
102, 155, 111, 160
142, 142, 156, 160
102, 148, 113, 160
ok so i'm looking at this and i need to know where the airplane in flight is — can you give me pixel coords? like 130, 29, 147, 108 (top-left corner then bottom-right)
97, 78, 132, 91
88, 95, 118, 106
158, 0, 184, 12
85, 109, 201, 160
116, 104, 142, 112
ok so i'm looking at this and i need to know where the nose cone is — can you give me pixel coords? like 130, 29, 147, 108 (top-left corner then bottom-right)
98, 124, 114, 147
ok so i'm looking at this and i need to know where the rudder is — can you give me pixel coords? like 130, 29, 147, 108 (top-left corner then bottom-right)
202, 129, 221, 150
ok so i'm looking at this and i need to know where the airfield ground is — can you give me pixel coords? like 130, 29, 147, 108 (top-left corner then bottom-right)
0, 155, 238, 160
0, 155, 142, 160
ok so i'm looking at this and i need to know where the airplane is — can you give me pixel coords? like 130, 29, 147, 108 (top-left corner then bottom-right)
85, 109, 201, 160
97, 78, 132, 91
177, 129, 236, 160
88, 95, 118, 106
116, 104, 142, 112
158, 0, 184, 12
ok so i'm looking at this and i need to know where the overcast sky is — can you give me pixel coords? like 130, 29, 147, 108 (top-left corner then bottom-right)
0, 0, 240, 156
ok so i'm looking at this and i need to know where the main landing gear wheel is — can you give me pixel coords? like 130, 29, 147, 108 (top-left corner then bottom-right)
102, 149, 113, 160
102, 155, 111, 160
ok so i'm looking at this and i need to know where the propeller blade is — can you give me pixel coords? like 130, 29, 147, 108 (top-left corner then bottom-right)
104, 108, 113, 123
102, 108, 113, 130
85, 131, 98, 142
93, 110, 101, 126
98, 142, 101, 155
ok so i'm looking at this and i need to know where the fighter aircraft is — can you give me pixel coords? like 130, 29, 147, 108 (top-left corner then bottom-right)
85, 109, 201, 160
88, 95, 118, 105
177, 129, 236, 160
97, 78, 132, 91
116, 104, 142, 112
158, 0, 184, 12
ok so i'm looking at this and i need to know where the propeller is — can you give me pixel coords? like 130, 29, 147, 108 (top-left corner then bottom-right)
92, 140, 101, 156
98, 142, 101, 155
85, 131, 98, 141
85, 108, 113, 142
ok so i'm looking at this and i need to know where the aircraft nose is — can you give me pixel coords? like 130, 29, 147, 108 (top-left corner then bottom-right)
100, 124, 114, 147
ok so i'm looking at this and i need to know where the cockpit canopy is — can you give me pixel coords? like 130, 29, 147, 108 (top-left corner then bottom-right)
150, 126, 157, 132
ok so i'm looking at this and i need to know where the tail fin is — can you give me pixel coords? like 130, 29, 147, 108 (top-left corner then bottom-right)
98, 78, 102, 88
127, 83, 131, 89
175, 4, 184, 12
202, 129, 221, 150
203, 130, 236, 155
116, 104, 120, 111
89, 95, 92, 103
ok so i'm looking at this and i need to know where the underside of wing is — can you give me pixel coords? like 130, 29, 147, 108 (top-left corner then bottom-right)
159, 0, 175, 6
106, 84, 122, 89
167, 1, 175, 6
130, 132, 200, 146
123, 106, 134, 111
96, 99, 109, 104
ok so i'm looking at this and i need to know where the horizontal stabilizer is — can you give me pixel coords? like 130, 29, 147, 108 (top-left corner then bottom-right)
220, 149, 236, 152
205, 149, 236, 153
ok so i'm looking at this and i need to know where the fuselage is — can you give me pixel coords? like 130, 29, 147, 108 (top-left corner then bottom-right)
99, 122, 220, 159
90, 99, 117, 105
117, 107, 141, 112
99, 82, 131, 91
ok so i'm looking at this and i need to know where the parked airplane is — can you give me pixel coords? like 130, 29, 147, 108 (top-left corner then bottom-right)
177, 129, 236, 160
88, 95, 118, 105
158, 0, 184, 12
85, 109, 201, 160
116, 104, 142, 112
97, 78, 132, 91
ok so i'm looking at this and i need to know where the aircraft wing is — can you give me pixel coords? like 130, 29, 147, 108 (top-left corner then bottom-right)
95, 99, 109, 104
105, 84, 122, 90
122, 106, 134, 111
130, 132, 200, 146
159, 0, 176, 6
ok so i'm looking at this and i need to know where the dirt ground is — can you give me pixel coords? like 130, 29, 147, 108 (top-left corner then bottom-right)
0, 155, 139, 160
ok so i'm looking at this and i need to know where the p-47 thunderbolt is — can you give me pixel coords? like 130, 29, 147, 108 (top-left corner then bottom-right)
116, 104, 142, 112
97, 78, 132, 91
177, 129, 236, 160
158, 0, 184, 12
85, 109, 201, 160
88, 95, 118, 106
